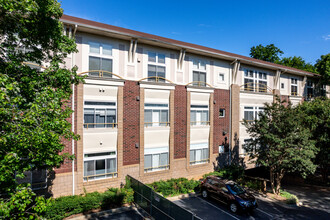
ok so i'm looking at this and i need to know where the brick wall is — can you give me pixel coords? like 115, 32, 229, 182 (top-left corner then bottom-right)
123, 81, 140, 165
174, 85, 187, 159
213, 89, 230, 154
54, 85, 78, 174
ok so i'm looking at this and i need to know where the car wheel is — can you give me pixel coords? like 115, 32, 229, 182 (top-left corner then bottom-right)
229, 203, 238, 213
202, 190, 208, 198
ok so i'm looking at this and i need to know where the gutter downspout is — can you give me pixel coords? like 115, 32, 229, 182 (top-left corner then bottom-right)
71, 24, 78, 195
228, 66, 232, 166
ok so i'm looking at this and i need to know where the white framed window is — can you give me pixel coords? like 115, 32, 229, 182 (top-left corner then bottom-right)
88, 42, 113, 77
191, 105, 209, 125
148, 52, 166, 82
84, 101, 117, 128
219, 108, 225, 118
219, 145, 225, 153
281, 83, 285, 89
83, 151, 117, 181
190, 143, 209, 165
218, 73, 225, 83
243, 106, 264, 122
144, 103, 169, 127
291, 78, 298, 96
192, 59, 207, 86
244, 69, 267, 93
144, 148, 169, 172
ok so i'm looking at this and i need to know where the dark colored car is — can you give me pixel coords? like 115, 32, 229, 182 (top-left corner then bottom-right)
201, 176, 258, 213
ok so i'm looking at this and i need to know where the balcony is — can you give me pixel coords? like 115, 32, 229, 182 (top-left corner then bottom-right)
240, 82, 272, 94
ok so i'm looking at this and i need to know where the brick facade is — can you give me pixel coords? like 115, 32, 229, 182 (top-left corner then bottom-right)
174, 85, 187, 159
123, 81, 140, 165
213, 89, 230, 154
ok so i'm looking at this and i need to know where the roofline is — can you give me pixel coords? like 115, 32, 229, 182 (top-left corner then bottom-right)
60, 14, 319, 78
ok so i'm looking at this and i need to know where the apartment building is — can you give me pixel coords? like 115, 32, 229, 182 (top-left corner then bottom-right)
39, 15, 319, 197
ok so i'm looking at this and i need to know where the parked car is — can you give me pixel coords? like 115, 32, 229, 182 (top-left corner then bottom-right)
201, 175, 258, 213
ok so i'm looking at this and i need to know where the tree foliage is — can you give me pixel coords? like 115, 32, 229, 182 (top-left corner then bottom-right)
315, 53, 330, 85
0, 0, 83, 218
277, 56, 317, 73
250, 44, 284, 63
243, 98, 317, 194
297, 98, 330, 183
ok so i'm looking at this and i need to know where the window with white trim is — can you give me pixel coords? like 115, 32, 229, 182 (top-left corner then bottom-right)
190, 143, 209, 165
291, 78, 298, 96
83, 151, 117, 181
144, 148, 169, 172
191, 105, 209, 125
243, 106, 264, 122
219, 108, 225, 118
144, 103, 169, 127
84, 101, 116, 128
89, 42, 113, 77
218, 73, 225, 83
244, 69, 267, 92
193, 60, 207, 86
148, 52, 166, 82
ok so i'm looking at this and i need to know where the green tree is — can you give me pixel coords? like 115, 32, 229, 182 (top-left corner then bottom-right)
278, 56, 317, 73
297, 98, 330, 183
315, 53, 330, 85
243, 98, 317, 194
250, 44, 284, 63
0, 0, 83, 218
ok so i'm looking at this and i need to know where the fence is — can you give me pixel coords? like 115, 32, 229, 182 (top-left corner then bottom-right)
127, 175, 202, 220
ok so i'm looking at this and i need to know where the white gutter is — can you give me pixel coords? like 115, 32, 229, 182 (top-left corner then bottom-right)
71, 24, 78, 195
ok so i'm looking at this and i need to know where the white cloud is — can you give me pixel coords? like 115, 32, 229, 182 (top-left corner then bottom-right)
322, 35, 330, 40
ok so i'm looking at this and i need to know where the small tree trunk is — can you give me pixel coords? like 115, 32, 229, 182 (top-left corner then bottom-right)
275, 169, 285, 195
270, 168, 276, 194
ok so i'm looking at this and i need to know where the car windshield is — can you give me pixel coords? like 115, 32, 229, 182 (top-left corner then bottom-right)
227, 184, 245, 195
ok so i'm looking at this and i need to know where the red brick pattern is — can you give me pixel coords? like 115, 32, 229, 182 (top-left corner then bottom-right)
213, 89, 230, 154
123, 81, 140, 165
174, 85, 187, 159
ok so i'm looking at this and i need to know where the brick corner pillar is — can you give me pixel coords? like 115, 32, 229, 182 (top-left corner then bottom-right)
230, 84, 240, 163
273, 89, 281, 103
174, 85, 187, 160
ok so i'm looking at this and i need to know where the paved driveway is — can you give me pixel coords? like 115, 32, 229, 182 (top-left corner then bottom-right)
173, 194, 330, 220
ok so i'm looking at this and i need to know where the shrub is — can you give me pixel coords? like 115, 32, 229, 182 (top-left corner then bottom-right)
42, 187, 134, 219
280, 190, 299, 205
203, 165, 245, 181
242, 180, 264, 191
148, 178, 200, 197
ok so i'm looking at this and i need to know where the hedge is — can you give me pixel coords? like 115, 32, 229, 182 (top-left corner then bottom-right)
41, 187, 133, 220
147, 178, 200, 197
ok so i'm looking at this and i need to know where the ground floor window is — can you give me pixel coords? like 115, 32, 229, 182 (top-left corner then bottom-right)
83, 151, 117, 181
190, 143, 209, 165
16, 169, 47, 190
144, 147, 169, 172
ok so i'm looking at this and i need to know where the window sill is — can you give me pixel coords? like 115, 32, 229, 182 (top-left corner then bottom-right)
143, 167, 170, 176
83, 173, 118, 183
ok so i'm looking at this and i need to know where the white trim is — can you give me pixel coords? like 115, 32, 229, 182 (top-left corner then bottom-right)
144, 147, 169, 154
85, 79, 124, 86
139, 83, 175, 90
187, 88, 214, 93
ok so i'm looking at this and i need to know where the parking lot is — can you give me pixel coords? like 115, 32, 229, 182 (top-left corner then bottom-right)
173, 194, 330, 220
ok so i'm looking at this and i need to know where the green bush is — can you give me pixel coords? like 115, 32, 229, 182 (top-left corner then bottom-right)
148, 178, 200, 197
42, 187, 134, 220
242, 180, 264, 191
280, 190, 299, 205
203, 165, 244, 180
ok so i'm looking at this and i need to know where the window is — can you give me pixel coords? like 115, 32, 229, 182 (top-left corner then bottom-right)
243, 107, 264, 122
281, 83, 284, 89
291, 78, 298, 96
84, 151, 117, 181
148, 52, 166, 82
244, 69, 267, 92
84, 101, 116, 128
144, 103, 169, 127
219, 145, 225, 153
306, 80, 314, 98
219, 108, 225, 118
89, 42, 113, 77
193, 60, 207, 86
144, 151, 169, 172
16, 169, 47, 190
191, 105, 209, 125
190, 143, 209, 165
218, 73, 225, 83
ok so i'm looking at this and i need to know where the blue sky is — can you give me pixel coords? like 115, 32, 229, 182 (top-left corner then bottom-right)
61, 0, 330, 64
